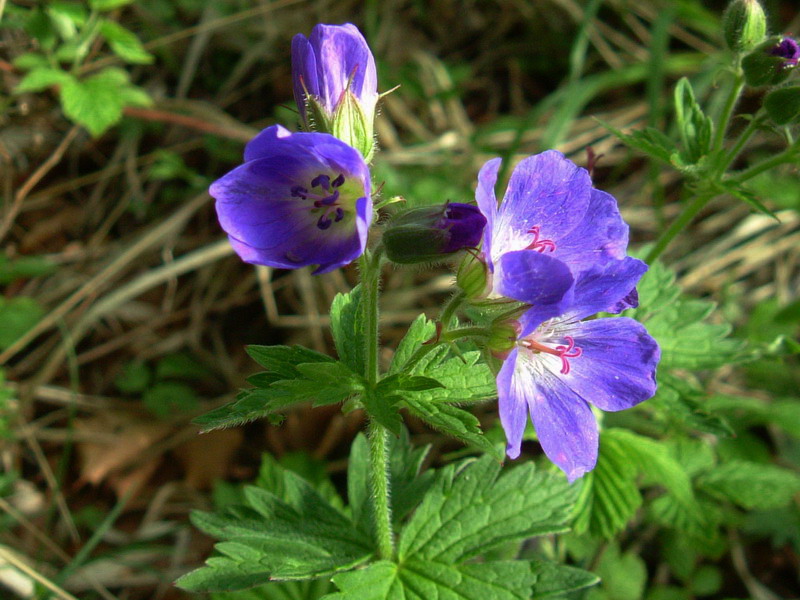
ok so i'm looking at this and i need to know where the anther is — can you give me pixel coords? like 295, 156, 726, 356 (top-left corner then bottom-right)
526, 226, 556, 253
317, 214, 333, 230
331, 174, 345, 188
334, 207, 344, 222
311, 174, 330, 190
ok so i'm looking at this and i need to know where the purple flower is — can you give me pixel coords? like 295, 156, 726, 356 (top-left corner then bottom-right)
475, 151, 631, 308
769, 36, 800, 66
498, 258, 659, 482
210, 125, 372, 274
292, 24, 378, 159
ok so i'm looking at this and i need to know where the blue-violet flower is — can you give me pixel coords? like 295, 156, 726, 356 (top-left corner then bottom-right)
292, 23, 378, 160
473, 150, 634, 321
497, 258, 659, 482
210, 125, 372, 274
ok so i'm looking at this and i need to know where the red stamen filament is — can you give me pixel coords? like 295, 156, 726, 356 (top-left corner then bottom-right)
526, 226, 556, 253
521, 336, 582, 374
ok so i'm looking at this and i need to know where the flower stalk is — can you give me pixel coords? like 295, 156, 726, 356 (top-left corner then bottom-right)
361, 249, 394, 560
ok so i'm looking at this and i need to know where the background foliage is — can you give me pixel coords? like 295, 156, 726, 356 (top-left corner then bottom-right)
0, 0, 799, 598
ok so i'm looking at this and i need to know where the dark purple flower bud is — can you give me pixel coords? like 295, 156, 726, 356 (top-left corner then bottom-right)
743, 36, 800, 87
383, 202, 486, 264
210, 125, 372, 274
769, 36, 800, 66
292, 24, 378, 160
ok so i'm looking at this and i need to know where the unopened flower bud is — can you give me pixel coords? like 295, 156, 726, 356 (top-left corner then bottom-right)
487, 319, 520, 360
722, 0, 767, 53
292, 24, 379, 161
743, 36, 800, 87
384, 203, 486, 264
456, 250, 490, 299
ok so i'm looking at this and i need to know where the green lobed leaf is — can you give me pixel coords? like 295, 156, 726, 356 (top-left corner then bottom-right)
696, 460, 800, 509
389, 314, 437, 375
403, 395, 500, 458
177, 469, 372, 592
403, 351, 496, 404
572, 430, 643, 539
246, 345, 334, 378
718, 180, 776, 218
649, 373, 734, 437
628, 260, 744, 370
398, 455, 575, 563
330, 285, 366, 375
606, 429, 706, 532
98, 19, 154, 64
323, 557, 597, 599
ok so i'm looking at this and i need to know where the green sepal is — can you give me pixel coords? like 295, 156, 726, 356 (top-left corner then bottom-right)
742, 37, 796, 87
331, 90, 375, 162
673, 77, 713, 164
764, 85, 800, 124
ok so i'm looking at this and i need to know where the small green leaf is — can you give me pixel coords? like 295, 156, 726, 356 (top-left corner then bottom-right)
330, 285, 365, 375
591, 542, 647, 600
59, 69, 129, 136
697, 460, 800, 509
673, 77, 713, 164
375, 373, 443, 394
15, 67, 73, 93
13, 53, 51, 71
99, 19, 154, 64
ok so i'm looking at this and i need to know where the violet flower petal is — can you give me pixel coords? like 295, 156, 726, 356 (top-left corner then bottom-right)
475, 157, 501, 268
551, 317, 660, 412
495, 250, 574, 314
491, 150, 591, 260
555, 189, 629, 273
496, 348, 527, 459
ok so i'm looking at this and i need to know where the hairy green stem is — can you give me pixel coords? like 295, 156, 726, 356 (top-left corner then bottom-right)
717, 112, 762, 174
361, 248, 394, 560
645, 191, 717, 264
712, 68, 744, 154
730, 143, 800, 185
